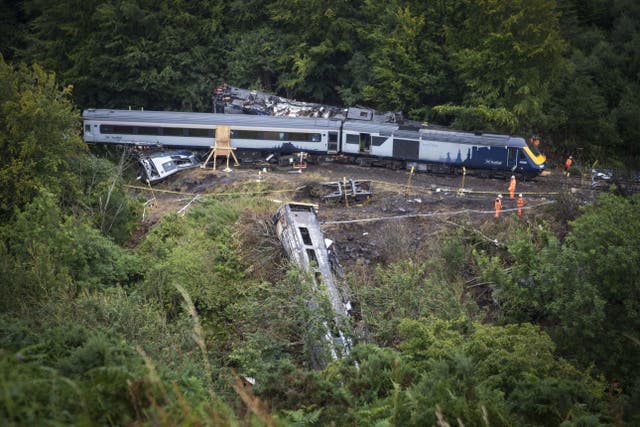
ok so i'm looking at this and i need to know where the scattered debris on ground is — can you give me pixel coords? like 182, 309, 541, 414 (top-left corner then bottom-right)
127, 161, 635, 272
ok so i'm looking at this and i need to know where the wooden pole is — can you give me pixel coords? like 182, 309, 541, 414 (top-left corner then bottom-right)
404, 165, 415, 197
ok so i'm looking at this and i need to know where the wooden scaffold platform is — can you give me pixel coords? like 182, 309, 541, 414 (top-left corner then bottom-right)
201, 125, 239, 172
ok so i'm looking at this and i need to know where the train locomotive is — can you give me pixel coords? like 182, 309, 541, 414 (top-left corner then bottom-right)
82, 108, 546, 179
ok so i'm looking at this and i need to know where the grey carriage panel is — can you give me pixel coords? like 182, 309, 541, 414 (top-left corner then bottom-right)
418, 129, 510, 147
342, 120, 398, 134
83, 109, 343, 131
392, 138, 419, 160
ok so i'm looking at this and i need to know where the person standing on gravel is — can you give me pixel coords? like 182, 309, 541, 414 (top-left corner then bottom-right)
564, 156, 573, 177
494, 194, 503, 218
508, 175, 516, 199
517, 194, 524, 217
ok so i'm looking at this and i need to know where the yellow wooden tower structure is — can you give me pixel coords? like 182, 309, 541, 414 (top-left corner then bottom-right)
201, 125, 239, 172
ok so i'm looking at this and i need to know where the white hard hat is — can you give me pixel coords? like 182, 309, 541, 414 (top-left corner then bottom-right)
519, 194, 523, 197
498, 194, 503, 198
511, 175, 515, 178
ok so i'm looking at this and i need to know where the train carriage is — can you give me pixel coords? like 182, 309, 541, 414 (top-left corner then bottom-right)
83, 109, 342, 155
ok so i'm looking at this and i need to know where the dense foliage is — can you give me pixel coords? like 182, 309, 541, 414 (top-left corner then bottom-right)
1, 1, 640, 425
1, 0, 639, 165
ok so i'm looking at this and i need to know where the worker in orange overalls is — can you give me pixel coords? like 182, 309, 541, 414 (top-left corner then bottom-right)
516, 193, 524, 217
564, 156, 573, 177
508, 175, 516, 199
494, 194, 503, 218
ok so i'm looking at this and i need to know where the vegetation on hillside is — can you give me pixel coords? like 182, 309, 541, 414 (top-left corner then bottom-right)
1, 1, 640, 425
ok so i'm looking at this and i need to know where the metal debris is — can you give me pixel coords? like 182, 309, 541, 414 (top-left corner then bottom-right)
137, 150, 202, 183
321, 179, 373, 203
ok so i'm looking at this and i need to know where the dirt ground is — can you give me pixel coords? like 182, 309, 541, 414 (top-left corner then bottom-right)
128, 160, 618, 271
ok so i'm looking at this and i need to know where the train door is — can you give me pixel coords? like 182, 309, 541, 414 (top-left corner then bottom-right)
359, 133, 371, 153
328, 131, 339, 154
507, 147, 518, 170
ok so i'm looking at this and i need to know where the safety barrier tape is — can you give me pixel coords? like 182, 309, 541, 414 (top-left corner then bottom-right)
320, 200, 557, 226
124, 184, 304, 197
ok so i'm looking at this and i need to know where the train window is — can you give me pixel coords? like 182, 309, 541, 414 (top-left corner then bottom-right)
162, 161, 177, 172
346, 134, 359, 145
299, 227, 313, 245
136, 126, 160, 135
263, 131, 281, 140
186, 128, 213, 137
162, 127, 184, 136
306, 249, 317, 265
287, 133, 297, 141
288, 132, 321, 142
372, 136, 386, 146
329, 132, 338, 143
115, 125, 134, 134
234, 130, 264, 140
84, 125, 90, 132
100, 125, 134, 134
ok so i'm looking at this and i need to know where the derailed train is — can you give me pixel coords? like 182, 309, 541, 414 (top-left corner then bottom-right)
82, 108, 547, 178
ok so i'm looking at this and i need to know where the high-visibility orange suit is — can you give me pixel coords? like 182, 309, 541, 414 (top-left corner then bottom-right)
494, 195, 503, 218
516, 194, 524, 217
564, 156, 573, 176
508, 175, 516, 199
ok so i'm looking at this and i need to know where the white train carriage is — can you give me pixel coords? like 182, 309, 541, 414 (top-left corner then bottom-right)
82, 109, 343, 155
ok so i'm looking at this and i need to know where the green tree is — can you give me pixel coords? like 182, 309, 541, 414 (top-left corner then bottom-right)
360, 2, 450, 115
268, 0, 361, 103
546, 0, 640, 164
0, 192, 140, 313
0, 55, 86, 220
320, 320, 607, 426
225, 27, 286, 91
477, 194, 640, 414
21, 0, 225, 110
441, 0, 566, 131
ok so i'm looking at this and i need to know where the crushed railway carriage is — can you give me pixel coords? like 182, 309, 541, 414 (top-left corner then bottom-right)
82, 108, 546, 178
274, 203, 353, 369
82, 109, 342, 156
137, 150, 201, 183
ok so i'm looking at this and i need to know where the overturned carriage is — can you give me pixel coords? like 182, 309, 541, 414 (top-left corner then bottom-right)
273, 203, 353, 369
